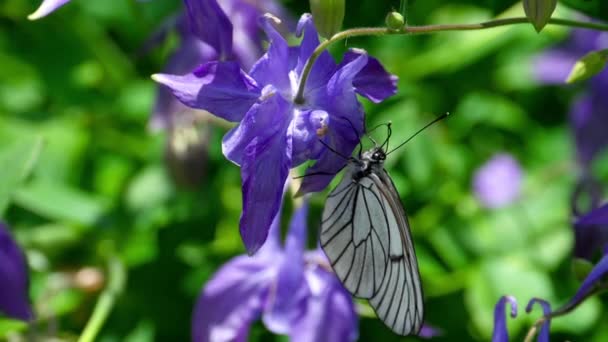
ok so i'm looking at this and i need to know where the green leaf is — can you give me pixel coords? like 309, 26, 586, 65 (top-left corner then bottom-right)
0, 318, 27, 338
0, 137, 43, 215
14, 180, 109, 226
566, 49, 608, 84
523, 0, 558, 32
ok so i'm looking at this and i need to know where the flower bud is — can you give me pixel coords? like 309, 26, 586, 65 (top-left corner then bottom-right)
309, 0, 345, 38
566, 49, 608, 84
523, 0, 558, 32
385, 11, 405, 31
165, 124, 210, 189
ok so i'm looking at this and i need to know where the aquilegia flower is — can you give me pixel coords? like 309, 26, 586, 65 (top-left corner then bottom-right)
491, 296, 552, 342
0, 222, 32, 321
534, 29, 608, 167
472, 153, 523, 209
154, 13, 397, 254
192, 202, 358, 342
492, 204, 608, 341
151, 0, 290, 130
573, 202, 608, 262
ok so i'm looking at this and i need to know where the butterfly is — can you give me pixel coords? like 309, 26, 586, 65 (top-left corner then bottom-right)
319, 114, 448, 335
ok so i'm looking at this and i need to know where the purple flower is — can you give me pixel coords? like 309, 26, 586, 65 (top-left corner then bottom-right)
151, 0, 289, 131
192, 202, 358, 342
473, 153, 523, 209
534, 29, 608, 167
0, 222, 33, 321
573, 202, 608, 262
28, 0, 70, 20
556, 250, 608, 315
491, 296, 551, 342
154, 13, 397, 254
525, 299, 551, 342
492, 204, 608, 341
491, 295, 518, 342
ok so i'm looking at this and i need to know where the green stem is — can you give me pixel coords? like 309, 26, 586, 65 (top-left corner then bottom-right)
78, 257, 127, 342
293, 16, 608, 104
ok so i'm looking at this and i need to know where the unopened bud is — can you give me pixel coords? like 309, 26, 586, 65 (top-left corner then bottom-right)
523, 0, 557, 32
309, 0, 345, 38
165, 124, 210, 189
385, 11, 405, 31
567, 49, 608, 84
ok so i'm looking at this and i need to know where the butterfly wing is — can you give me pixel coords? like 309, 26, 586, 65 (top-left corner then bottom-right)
320, 167, 424, 335
368, 169, 424, 335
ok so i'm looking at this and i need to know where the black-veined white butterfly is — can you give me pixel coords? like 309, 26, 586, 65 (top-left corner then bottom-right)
319, 114, 448, 336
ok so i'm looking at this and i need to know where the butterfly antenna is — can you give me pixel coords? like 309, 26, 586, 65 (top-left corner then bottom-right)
386, 112, 450, 155
318, 139, 350, 160
380, 122, 392, 151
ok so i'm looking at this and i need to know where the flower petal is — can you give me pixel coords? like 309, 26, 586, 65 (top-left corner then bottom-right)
532, 50, 578, 84
222, 91, 291, 165
217, 0, 265, 70
525, 298, 552, 342
418, 324, 442, 339
250, 15, 291, 92
473, 154, 523, 209
28, 0, 70, 20
192, 254, 276, 342
570, 92, 608, 167
291, 109, 329, 165
184, 0, 233, 59
491, 295, 518, 342
0, 222, 32, 321
152, 61, 260, 122
557, 252, 608, 313
238, 97, 293, 255
150, 38, 217, 130
298, 54, 368, 194
296, 14, 337, 92
291, 267, 358, 342
339, 49, 398, 103
264, 203, 311, 333
574, 203, 608, 261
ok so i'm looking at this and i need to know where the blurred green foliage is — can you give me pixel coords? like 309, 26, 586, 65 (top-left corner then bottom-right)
0, 0, 607, 341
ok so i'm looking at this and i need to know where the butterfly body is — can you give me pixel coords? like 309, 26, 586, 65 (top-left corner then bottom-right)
320, 146, 424, 336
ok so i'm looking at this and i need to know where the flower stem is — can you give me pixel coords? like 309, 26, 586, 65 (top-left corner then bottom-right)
77, 257, 126, 342
522, 286, 607, 342
293, 17, 608, 104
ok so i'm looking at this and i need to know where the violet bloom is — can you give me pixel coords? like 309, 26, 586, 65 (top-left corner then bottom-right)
28, 0, 70, 20
492, 253, 608, 342
491, 296, 518, 342
534, 29, 608, 167
151, 0, 289, 130
491, 296, 550, 342
192, 203, 358, 342
492, 205, 608, 341
573, 202, 608, 262
473, 154, 523, 209
154, 14, 397, 254
0, 222, 32, 321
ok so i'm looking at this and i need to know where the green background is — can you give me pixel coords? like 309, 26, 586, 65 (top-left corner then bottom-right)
0, 0, 607, 341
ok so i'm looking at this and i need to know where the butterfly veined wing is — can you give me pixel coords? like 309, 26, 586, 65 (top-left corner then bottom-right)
320, 167, 388, 299
368, 169, 424, 335
320, 166, 424, 335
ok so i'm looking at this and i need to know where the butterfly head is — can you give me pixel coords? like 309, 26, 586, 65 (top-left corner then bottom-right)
362, 147, 387, 164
